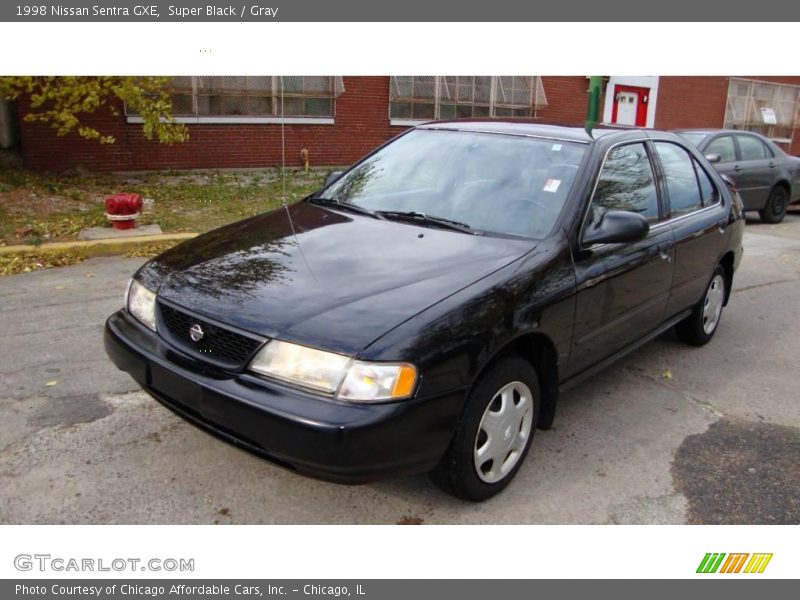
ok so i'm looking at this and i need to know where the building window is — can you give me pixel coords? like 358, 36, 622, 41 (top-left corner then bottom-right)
127, 76, 344, 120
725, 78, 800, 146
389, 76, 547, 122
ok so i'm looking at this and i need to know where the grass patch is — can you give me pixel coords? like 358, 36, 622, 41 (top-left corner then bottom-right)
0, 167, 328, 245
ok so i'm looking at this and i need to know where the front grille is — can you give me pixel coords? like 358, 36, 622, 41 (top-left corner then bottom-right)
158, 302, 264, 368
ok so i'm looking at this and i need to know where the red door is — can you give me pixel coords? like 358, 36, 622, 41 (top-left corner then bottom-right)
611, 85, 649, 127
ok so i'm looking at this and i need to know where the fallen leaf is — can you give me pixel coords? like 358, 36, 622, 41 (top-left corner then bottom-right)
55, 285, 65, 290
396, 515, 424, 525
44, 380, 58, 387
84, 273, 95, 278
662, 369, 673, 380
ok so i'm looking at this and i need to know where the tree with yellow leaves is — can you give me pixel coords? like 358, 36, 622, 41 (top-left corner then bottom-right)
0, 76, 188, 144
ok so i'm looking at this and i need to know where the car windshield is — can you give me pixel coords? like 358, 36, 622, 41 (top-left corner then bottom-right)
677, 132, 709, 147
317, 129, 587, 239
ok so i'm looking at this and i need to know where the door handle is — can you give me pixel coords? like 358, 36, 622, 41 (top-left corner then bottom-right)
769, 162, 775, 168
657, 244, 672, 262
733, 165, 741, 172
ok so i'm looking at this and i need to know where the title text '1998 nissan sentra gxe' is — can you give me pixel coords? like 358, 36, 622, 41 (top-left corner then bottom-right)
105, 121, 744, 501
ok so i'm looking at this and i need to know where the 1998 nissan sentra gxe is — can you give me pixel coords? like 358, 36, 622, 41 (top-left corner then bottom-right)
105, 121, 744, 501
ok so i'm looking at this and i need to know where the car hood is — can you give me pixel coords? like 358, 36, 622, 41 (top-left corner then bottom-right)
141, 202, 536, 355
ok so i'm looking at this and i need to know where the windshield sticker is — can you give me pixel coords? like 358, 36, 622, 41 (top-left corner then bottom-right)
552, 144, 562, 151
543, 179, 561, 193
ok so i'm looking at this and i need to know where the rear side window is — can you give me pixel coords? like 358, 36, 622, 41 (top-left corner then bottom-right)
654, 142, 702, 216
705, 136, 736, 163
693, 159, 718, 206
737, 135, 772, 161
591, 143, 659, 223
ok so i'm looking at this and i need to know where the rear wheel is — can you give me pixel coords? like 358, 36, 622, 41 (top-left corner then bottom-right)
431, 356, 539, 501
759, 186, 788, 224
676, 265, 726, 346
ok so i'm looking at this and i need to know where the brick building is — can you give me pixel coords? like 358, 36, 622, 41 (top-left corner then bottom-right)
12, 75, 800, 172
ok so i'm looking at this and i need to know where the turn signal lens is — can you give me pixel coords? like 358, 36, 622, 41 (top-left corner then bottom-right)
338, 362, 417, 402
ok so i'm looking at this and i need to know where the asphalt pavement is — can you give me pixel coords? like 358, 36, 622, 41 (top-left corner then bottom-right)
1, 212, 799, 524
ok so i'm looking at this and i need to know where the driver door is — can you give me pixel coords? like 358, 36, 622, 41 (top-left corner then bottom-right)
568, 141, 674, 377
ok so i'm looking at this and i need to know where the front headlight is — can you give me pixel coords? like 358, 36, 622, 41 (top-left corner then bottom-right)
248, 340, 417, 402
249, 340, 351, 394
127, 279, 157, 331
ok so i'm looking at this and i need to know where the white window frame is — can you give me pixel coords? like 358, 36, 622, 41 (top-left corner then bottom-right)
388, 76, 547, 126
125, 76, 341, 125
724, 77, 800, 145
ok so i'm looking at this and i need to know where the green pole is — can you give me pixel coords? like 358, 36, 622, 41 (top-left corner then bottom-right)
585, 76, 602, 138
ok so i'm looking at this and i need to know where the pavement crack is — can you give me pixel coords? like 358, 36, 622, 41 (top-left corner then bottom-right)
676, 390, 726, 418
734, 278, 800, 293
625, 367, 726, 418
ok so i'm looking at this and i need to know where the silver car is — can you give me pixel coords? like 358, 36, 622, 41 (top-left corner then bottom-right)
676, 129, 800, 223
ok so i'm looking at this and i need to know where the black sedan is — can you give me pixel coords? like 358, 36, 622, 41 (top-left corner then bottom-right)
675, 129, 800, 223
105, 122, 744, 501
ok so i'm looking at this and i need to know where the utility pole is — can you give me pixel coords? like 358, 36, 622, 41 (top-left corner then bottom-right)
585, 76, 603, 138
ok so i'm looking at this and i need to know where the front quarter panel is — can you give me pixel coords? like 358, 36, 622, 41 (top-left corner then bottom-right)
361, 237, 576, 399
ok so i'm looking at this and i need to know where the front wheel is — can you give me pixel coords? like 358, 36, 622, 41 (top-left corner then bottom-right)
759, 186, 788, 224
431, 356, 540, 501
676, 265, 727, 346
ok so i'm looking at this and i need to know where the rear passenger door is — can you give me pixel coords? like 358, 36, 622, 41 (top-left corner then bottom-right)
569, 142, 674, 376
652, 141, 730, 317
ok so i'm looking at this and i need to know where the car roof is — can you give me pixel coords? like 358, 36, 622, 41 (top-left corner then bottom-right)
674, 128, 762, 136
415, 120, 629, 143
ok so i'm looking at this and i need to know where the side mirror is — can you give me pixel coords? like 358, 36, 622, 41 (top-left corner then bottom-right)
705, 153, 722, 164
324, 170, 344, 187
582, 210, 650, 246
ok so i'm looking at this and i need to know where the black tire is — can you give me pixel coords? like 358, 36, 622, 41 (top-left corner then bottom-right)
759, 186, 788, 224
676, 265, 727, 346
431, 356, 540, 502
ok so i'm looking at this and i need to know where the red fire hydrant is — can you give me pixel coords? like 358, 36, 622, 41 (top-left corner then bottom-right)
105, 193, 143, 230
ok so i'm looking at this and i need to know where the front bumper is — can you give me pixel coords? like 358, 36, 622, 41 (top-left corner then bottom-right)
104, 310, 465, 484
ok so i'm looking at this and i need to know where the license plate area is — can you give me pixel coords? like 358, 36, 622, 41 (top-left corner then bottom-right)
150, 362, 203, 411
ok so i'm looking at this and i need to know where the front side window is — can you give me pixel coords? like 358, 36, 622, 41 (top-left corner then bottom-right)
654, 142, 703, 217
590, 143, 659, 224
320, 129, 586, 239
705, 136, 737, 163
737, 135, 772, 161
678, 132, 708, 147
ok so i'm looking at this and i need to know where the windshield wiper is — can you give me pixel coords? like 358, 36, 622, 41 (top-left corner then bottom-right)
308, 197, 384, 220
377, 211, 477, 234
